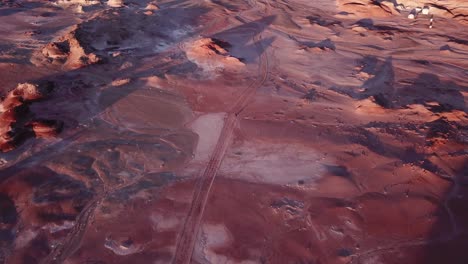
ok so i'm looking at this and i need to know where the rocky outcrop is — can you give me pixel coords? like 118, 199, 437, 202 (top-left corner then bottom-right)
185, 38, 244, 74
34, 25, 102, 69
0, 82, 62, 152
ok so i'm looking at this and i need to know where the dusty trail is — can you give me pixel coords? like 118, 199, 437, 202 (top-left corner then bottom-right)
172, 24, 270, 264
40, 197, 101, 264
40, 158, 148, 264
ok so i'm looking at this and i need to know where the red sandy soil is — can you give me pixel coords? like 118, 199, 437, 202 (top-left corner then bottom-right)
0, 0, 467, 263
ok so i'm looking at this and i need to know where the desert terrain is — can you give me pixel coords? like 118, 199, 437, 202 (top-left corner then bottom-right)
0, 0, 467, 263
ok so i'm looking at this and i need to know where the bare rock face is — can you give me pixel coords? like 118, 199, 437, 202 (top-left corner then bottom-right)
145, 3, 159, 10
66, 28, 102, 68
13, 82, 54, 102
185, 38, 245, 74
200, 38, 232, 56
55, 0, 100, 7
41, 41, 69, 61
0, 82, 62, 152
30, 120, 63, 138
35, 25, 102, 69
107, 0, 124, 8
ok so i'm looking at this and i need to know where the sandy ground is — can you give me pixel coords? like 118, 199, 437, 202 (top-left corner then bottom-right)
0, 0, 467, 263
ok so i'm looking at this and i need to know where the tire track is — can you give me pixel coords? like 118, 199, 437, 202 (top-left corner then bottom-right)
40, 196, 102, 264
173, 26, 270, 264
35, 6, 267, 264
41, 167, 148, 264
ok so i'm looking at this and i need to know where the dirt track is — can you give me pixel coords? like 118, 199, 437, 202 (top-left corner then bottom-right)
173, 20, 271, 264
0, 0, 467, 263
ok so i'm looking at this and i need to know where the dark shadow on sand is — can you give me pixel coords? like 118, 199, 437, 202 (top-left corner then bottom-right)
420, 122, 468, 263
212, 15, 276, 62
0, 2, 212, 262
330, 56, 395, 108
331, 56, 467, 113
398, 73, 467, 113
0, 3, 212, 173
341, 56, 468, 264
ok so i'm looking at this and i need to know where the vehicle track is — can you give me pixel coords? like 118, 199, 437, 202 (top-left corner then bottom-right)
172, 25, 270, 264
40, 196, 102, 264
41, 165, 148, 264
41, 4, 269, 264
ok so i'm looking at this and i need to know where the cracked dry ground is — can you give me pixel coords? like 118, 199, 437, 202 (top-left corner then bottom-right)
0, 0, 467, 263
